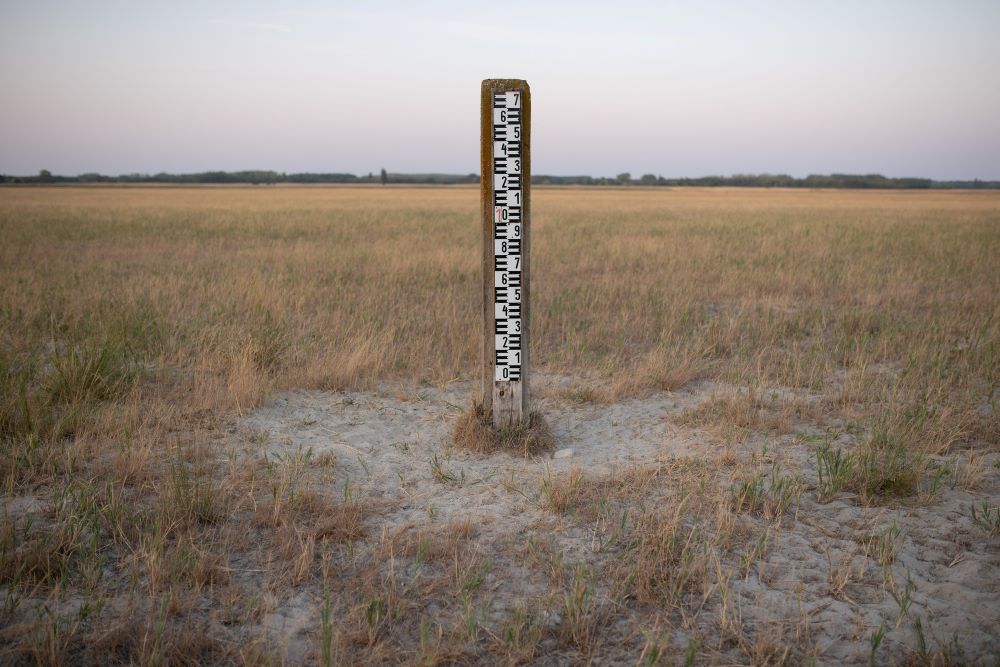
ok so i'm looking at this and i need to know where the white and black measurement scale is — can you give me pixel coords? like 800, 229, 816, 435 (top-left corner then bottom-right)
481, 79, 530, 428
492, 89, 523, 383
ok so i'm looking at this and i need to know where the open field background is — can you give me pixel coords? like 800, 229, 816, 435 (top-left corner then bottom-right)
1, 186, 998, 664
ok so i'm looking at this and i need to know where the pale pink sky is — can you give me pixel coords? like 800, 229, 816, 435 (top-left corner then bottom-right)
2, 0, 998, 179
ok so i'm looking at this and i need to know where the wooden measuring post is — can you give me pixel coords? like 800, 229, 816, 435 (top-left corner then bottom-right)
481, 79, 530, 429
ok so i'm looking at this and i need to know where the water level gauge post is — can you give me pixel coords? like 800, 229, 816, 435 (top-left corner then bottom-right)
481, 79, 530, 429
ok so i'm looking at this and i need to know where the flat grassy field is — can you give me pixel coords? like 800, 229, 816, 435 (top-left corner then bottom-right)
1, 186, 998, 664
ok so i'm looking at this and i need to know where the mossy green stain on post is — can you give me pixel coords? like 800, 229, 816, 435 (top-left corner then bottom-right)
481, 79, 530, 428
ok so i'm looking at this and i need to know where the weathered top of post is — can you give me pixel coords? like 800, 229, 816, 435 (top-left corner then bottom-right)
482, 79, 530, 90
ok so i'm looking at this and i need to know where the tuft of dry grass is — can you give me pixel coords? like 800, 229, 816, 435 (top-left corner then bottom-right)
623, 507, 716, 608
608, 340, 710, 399
452, 401, 554, 457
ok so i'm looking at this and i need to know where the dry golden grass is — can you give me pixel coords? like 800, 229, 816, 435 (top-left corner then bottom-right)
1, 185, 998, 664
2, 186, 997, 435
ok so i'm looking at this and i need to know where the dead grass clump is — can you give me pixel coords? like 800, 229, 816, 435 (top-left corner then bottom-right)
679, 388, 798, 438
730, 464, 804, 520
0, 515, 91, 588
815, 417, 932, 505
557, 383, 601, 404
330, 521, 490, 661
854, 433, 922, 501
301, 329, 397, 392
0, 342, 144, 488
620, 508, 714, 607
46, 340, 137, 407
557, 562, 606, 654
150, 534, 229, 590
312, 499, 367, 543
165, 460, 226, 527
490, 604, 546, 664
94, 608, 232, 666
539, 465, 661, 519
226, 340, 274, 414
256, 490, 368, 582
397, 519, 476, 564
608, 341, 709, 399
452, 402, 554, 457
534, 465, 729, 611
539, 466, 586, 515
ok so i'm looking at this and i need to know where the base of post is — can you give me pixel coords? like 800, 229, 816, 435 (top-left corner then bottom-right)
491, 379, 526, 429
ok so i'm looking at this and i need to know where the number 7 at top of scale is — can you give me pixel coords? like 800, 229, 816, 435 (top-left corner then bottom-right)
492, 91, 521, 109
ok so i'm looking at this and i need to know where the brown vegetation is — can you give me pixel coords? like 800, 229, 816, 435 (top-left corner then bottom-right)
0, 185, 998, 664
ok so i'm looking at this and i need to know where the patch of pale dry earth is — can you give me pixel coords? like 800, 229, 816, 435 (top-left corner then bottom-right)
240, 374, 1000, 665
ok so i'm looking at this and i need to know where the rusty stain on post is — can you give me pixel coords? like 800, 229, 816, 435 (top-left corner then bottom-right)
481, 79, 530, 429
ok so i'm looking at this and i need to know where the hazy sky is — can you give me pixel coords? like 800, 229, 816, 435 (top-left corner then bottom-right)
2, 1, 998, 179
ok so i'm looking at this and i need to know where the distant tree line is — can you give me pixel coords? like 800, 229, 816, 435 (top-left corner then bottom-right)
0, 170, 481, 186
533, 173, 1000, 189
2, 169, 997, 189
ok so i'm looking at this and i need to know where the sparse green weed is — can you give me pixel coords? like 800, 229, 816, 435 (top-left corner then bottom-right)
815, 441, 855, 501
732, 463, 803, 519
969, 502, 1000, 536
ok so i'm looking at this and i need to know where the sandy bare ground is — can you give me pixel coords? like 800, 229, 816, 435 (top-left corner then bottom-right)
240, 374, 1000, 665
